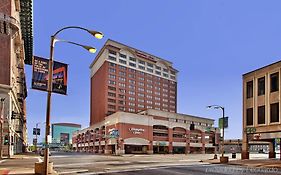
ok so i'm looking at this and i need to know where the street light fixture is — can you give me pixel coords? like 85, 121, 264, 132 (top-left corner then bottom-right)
43, 26, 103, 175
207, 105, 228, 163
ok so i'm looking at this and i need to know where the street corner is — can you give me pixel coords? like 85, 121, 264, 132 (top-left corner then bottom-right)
0, 169, 10, 175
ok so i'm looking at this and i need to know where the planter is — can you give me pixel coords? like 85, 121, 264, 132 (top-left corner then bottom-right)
34, 162, 53, 174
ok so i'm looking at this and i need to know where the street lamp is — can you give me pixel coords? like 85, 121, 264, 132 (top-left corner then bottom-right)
207, 105, 228, 162
43, 26, 103, 175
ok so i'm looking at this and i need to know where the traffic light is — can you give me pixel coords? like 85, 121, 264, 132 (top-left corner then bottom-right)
4, 135, 9, 145
190, 123, 195, 130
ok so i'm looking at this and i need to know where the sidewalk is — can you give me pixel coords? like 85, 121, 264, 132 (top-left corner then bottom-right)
0, 152, 58, 175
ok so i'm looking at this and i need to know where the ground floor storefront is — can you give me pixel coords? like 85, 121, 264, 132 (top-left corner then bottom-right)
73, 110, 220, 155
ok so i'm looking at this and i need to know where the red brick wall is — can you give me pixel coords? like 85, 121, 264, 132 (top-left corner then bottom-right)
0, 0, 11, 15
90, 62, 108, 125
0, 33, 11, 86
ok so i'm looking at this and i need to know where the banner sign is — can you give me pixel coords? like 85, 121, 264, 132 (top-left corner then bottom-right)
32, 56, 68, 95
219, 117, 228, 129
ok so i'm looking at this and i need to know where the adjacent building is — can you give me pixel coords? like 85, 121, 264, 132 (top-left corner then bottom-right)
0, 0, 33, 156
89, 39, 178, 125
73, 109, 219, 155
52, 123, 81, 145
242, 61, 281, 159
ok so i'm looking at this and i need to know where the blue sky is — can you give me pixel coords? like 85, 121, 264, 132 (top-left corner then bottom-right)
26, 0, 281, 144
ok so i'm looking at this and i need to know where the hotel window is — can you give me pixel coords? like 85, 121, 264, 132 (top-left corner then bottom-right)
163, 83, 168, 87
108, 98, 116, 103
155, 87, 160, 91
119, 59, 127, 65
129, 108, 135, 112
147, 74, 153, 78
155, 102, 160, 106
147, 84, 153, 88
155, 91, 160, 96
155, 81, 160, 86
119, 71, 126, 76
270, 103, 279, 123
155, 97, 160, 101
128, 97, 135, 101
155, 107, 160, 110
108, 86, 116, 91
119, 53, 127, 59
138, 99, 144, 103
147, 100, 152, 104
119, 77, 126, 81
119, 65, 127, 70
119, 89, 126, 93
163, 99, 168, 102
129, 74, 135, 78
258, 105, 265, 124
163, 108, 168, 112
138, 104, 144, 108
156, 71, 161, 75
163, 94, 168, 97
129, 80, 135, 84
129, 57, 136, 62
119, 106, 125, 111
171, 75, 176, 80
246, 108, 253, 126
129, 102, 135, 106
118, 83, 125, 88
139, 60, 145, 65
147, 63, 153, 67
147, 95, 152, 99
139, 77, 145, 81
147, 79, 153, 83
108, 80, 116, 85
147, 68, 153, 73
129, 84, 136, 89
139, 65, 145, 70
108, 92, 116, 97
163, 68, 168, 72
163, 73, 169, 78
156, 66, 161, 70
138, 93, 145, 97
129, 62, 136, 67
258, 77, 265, 96
109, 63, 116, 68
170, 90, 175, 94
147, 106, 152, 109
129, 68, 136, 73
138, 87, 144, 92
108, 105, 115, 109
138, 82, 144, 86
128, 91, 135, 95
109, 68, 116, 73
163, 89, 168, 93
119, 100, 125, 105
138, 71, 145, 76
108, 74, 116, 79
271, 73, 279, 92
170, 70, 176, 75
246, 81, 253, 98
108, 56, 116, 61
109, 50, 117, 55
147, 90, 152, 94
163, 104, 168, 107
170, 105, 175, 109
119, 94, 125, 99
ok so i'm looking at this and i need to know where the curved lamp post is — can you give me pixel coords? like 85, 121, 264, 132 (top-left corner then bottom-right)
207, 105, 226, 160
43, 26, 103, 175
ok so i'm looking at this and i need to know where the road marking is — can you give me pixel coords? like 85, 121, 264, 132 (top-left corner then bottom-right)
0, 160, 6, 164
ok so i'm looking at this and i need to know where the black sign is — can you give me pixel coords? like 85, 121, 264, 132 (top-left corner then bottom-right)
33, 138, 37, 145
33, 128, 40, 135
32, 56, 68, 95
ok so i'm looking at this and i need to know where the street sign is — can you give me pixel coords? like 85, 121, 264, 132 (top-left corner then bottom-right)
32, 56, 68, 95
33, 128, 40, 135
33, 138, 37, 145
219, 117, 228, 129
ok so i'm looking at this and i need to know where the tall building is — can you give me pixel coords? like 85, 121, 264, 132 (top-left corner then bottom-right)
90, 39, 178, 125
51, 123, 81, 145
0, 0, 33, 156
242, 61, 281, 159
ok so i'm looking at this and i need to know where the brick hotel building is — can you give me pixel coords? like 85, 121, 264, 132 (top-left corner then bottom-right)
73, 39, 220, 154
90, 39, 178, 125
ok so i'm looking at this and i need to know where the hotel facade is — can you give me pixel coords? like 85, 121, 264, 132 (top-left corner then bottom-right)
72, 40, 220, 154
73, 109, 219, 154
242, 61, 281, 159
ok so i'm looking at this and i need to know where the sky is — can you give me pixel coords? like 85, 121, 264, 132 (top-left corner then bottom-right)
26, 0, 281, 144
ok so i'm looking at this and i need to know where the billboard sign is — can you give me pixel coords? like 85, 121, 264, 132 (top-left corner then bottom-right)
32, 56, 68, 95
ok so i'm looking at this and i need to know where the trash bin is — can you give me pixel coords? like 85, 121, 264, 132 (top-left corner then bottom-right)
232, 153, 236, 158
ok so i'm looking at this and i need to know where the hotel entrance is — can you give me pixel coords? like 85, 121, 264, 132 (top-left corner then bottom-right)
125, 145, 148, 154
